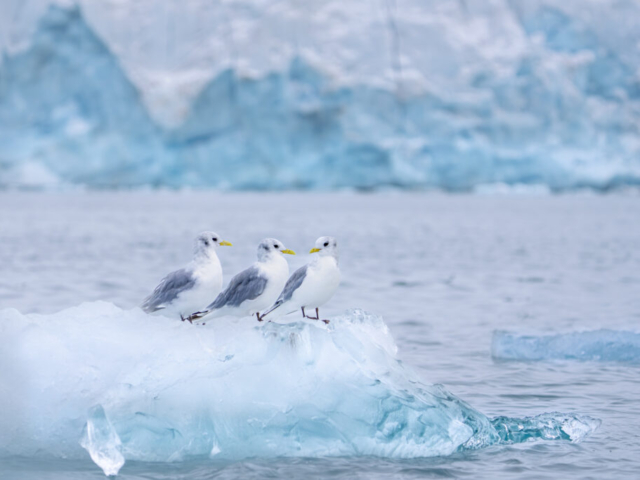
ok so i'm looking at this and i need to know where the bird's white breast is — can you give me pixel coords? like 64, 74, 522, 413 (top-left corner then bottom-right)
252, 255, 290, 313
174, 255, 223, 316
292, 256, 340, 309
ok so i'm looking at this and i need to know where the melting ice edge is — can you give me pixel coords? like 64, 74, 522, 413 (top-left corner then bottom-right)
0, 303, 599, 476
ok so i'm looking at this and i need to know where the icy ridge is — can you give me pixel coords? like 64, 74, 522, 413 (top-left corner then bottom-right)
1, 4, 640, 190
0, 303, 598, 476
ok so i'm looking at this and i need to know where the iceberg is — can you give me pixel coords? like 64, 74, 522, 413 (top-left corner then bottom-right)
492, 329, 640, 362
1, 2, 640, 190
0, 303, 599, 476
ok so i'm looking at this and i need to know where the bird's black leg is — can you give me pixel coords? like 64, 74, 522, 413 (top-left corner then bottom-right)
256, 312, 264, 322
301, 307, 306, 318
187, 310, 208, 323
181, 314, 193, 324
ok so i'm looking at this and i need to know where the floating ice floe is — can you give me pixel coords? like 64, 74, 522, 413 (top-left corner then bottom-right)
0, 303, 599, 476
492, 329, 640, 363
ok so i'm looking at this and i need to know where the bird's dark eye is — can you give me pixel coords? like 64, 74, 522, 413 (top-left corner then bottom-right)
324, 242, 329, 247
274, 245, 279, 249
212, 237, 217, 242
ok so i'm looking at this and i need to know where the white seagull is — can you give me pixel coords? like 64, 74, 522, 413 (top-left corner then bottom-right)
188, 238, 295, 323
142, 232, 232, 321
261, 236, 340, 324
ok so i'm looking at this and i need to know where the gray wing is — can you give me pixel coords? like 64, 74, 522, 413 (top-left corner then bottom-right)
207, 266, 267, 310
280, 265, 308, 302
262, 265, 307, 317
142, 268, 195, 313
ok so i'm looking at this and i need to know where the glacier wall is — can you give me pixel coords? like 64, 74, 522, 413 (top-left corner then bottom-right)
1, 1, 639, 190
0, 7, 166, 188
0, 303, 599, 476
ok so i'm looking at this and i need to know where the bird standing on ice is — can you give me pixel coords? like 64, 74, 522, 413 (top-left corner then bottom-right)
141, 232, 232, 321
188, 238, 295, 323
261, 236, 340, 324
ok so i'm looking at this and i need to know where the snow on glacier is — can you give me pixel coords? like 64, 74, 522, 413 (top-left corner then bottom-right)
1, 1, 640, 189
492, 329, 640, 362
0, 303, 599, 476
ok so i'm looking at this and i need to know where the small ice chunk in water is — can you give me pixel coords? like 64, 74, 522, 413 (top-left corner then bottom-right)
80, 405, 125, 476
492, 329, 640, 363
489, 413, 601, 444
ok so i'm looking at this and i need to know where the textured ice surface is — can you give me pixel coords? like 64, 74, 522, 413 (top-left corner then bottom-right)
1, 2, 640, 190
0, 303, 598, 476
80, 405, 125, 477
492, 330, 640, 362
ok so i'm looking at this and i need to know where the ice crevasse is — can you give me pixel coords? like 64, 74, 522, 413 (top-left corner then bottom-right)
0, 303, 599, 476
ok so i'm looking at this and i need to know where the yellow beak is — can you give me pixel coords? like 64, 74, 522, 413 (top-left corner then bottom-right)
281, 249, 295, 255
219, 240, 232, 246
309, 247, 321, 253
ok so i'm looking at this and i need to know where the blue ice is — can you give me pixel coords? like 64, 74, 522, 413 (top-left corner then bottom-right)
1, 5, 640, 190
492, 329, 640, 363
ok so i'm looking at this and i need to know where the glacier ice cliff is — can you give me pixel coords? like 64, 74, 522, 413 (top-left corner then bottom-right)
1, 2, 640, 190
0, 303, 599, 476
492, 329, 640, 362
0, 7, 165, 188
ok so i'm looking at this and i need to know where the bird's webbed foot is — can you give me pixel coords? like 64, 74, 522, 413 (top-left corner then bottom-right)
305, 308, 320, 320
